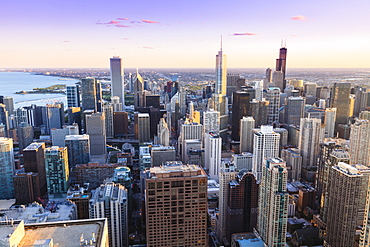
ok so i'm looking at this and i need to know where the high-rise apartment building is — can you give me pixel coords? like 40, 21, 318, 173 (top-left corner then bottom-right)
45, 146, 69, 195
145, 164, 208, 246
258, 158, 288, 247
103, 104, 114, 138
252, 126, 280, 181
299, 118, 325, 169
110, 56, 125, 105
151, 146, 176, 166
0, 104, 9, 136
66, 84, 80, 108
349, 119, 370, 167
134, 113, 150, 143
17, 122, 34, 151
90, 182, 128, 247
0, 137, 15, 199
13, 172, 40, 205
85, 112, 106, 155
266, 87, 281, 125
65, 134, 90, 169
281, 148, 302, 181
204, 131, 222, 181
324, 108, 337, 138
240, 116, 255, 153
249, 99, 269, 127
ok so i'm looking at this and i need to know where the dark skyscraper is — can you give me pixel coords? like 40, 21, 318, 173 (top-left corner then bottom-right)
232, 90, 250, 141
275, 44, 287, 89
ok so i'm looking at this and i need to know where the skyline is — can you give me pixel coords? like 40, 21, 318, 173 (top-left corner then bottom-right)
1, 0, 370, 68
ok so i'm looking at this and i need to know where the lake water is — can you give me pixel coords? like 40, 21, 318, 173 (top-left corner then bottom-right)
0, 72, 80, 109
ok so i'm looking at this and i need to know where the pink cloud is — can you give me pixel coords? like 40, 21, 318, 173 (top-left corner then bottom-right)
106, 20, 120, 24
142, 19, 159, 24
62, 41, 70, 43
291, 15, 307, 21
143, 46, 155, 49
233, 32, 257, 36
117, 18, 129, 21
115, 24, 130, 28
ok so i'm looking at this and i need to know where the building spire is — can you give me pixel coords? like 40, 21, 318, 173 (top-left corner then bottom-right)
220, 35, 223, 51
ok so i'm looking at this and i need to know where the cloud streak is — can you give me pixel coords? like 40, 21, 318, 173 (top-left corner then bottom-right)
115, 24, 130, 28
142, 19, 159, 24
291, 15, 307, 21
117, 18, 129, 20
143, 46, 155, 49
232, 32, 257, 36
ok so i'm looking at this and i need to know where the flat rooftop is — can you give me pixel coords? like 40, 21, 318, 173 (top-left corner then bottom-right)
149, 164, 206, 179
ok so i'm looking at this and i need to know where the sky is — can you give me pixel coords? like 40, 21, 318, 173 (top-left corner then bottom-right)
1, 0, 370, 68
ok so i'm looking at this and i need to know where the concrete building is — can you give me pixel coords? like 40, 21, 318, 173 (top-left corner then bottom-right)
65, 135, 90, 169
90, 182, 128, 247
156, 118, 170, 146
284, 97, 305, 126
281, 148, 302, 181
51, 124, 79, 147
75, 163, 120, 189
145, 164, 208, 247
231, 152, 253, 171
85, 112, 106, 155
258, 158, 288, 247
240, 116, 255, 153
204, 131, 222, 181
113, 111, 129, 137
203, 109, 220, 134
13, 172, 40, 205
103, 104, 114, 138
110, 56, 124, 105
325, 108, 337, 138
134, 113, 150, 143
45, 146, 69, 195
151, 145, 176, 166
66, 84, 80, 108
252, 126, 280, 181
0, 137, 15, 199
266, 87, 281, 125
17, 122, 33, 151
349, 119, 370, 167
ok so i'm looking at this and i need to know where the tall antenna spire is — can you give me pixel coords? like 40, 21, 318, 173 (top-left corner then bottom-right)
281, 39, 284, 48
220, 35, 223, 51
284, 39, 287, 47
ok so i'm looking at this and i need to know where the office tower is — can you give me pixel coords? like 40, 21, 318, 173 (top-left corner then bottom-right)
272, 71, 284, 91
110, 56, 125, 105
275, 45, 287, 89
111, 113, 127, 138
227, 171, 259, 240
227, 74, 245, 101
90, 182, 128, 247
17, 122, 34, 151
325, 163, 370, 247
281, 148, 302, 180
258, 158, 288, 247
0, 138, 15, 199
103, 104, 114, 138
134, 70, 144, 109
349, 119, 370, 166
330, 82, 351, 131
65, 134, 90, 169
264, 68, 273, 89
204, 131, 222, 181
203, 109, 220, 134
252, 126, 280, 181
66, 84, 80, 107
2, 96, 14, 115
157, 118, 169, 146
240, 117, 255, 153
23, 142, 47, 196
284, 97, 305, 125
45, 146, 69, 195
85, 112, 106, 155
151, 146, 176, 166
41, 102, 64, 134
324, 108, 337, 138
354, 87, 368, 117
179, 121, 203, 155
111, 96, 123, 112
13, 172, 40, 205
266, 87, 281, 125
304, 82, 317, 96
13, 107, 29, 127
249, 99, 269, 127
66, 184, 91, 219
232, 90, 251, 141
182, 139, 202, 164
215, 44, 227, 96
0, 104, 9, 136
146, 95, 160, 108
81, 77, 98, 111
145, 164, 208, 247
67, 106, 81, 127
299, 118, 325, 169
217, 164, 238, 244
75, 163, 120, 188
51, 124, 79, 147
134, 113, 150, 143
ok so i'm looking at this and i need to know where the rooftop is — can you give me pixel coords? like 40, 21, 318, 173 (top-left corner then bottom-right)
148, 164, 206, 179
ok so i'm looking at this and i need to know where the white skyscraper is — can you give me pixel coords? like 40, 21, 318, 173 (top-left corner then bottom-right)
325, 108, 337, 138
299, 118, 325, 169
266, 87, 281, 125
240, 116, 255, 153
110, 56, 124, 106
252, 125, 280, 181
215, 45, 227, 96
204, 132, 222, 181
203, 109, 220, 134
350, 119, 370, 167
157, 118, 170, 146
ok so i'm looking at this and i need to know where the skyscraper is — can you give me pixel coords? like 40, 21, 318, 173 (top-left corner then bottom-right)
232, 90, 251, 141
275, 45, 287, 89
17, 122, 34, 151
134, 113, 150, 143
85, 112, 106, 155
103, 104, 114, 138
66, 84, 80, 108
349, 119, 370, 166
81, 77, 98, 111
215, 44, 227, 96
258, 158, 288, 247
330, 82, 351, 131
204, 131, 222, 181
266, 87, 280, 125
240, 116, 255, 153
65, 134, 90, 169
110, 56, 125, 105
157, 118, 169, 146
90, 182, 128, 247
252, 126, 280, 181
0, 137, 15, 199
145, 164, 208, 246
283, 97, 305, 125
203, 109, 220, 134
324, 108, 337, 138
45, 146, 69, 195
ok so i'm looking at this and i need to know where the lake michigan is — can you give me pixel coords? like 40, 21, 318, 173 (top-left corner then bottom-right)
0, 72, 80, 109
